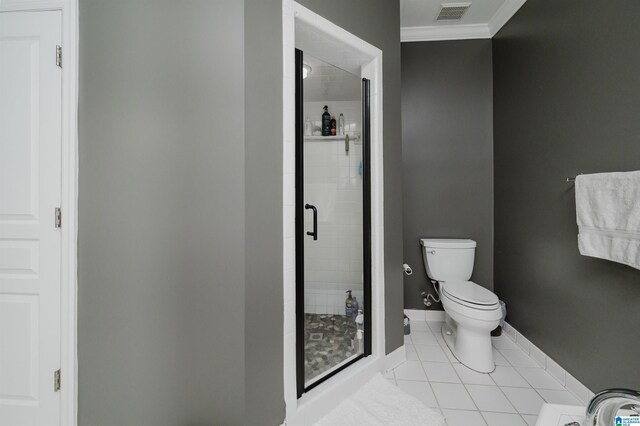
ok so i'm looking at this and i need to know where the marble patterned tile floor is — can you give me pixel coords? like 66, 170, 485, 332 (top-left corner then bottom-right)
385, 320, 583, 426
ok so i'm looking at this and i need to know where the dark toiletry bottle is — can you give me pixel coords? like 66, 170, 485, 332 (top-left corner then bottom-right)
322, 105, 331, 136
330, 115, 337, 136
351, 297, 359, 319
345, 290, 353, 316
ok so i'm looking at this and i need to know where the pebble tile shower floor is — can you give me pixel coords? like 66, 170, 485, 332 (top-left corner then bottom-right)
385, 320, 583, 426
304, 314, 359, 383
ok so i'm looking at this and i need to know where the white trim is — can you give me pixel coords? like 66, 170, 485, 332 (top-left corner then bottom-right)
60, 1, 79, 424
400, 0, 526, 42
282, 2, 385, 425
0, 0, 66, 11
401, 23, 491, 42
404, 309, 425, 322
294, 358, 383, 426
404, 309, 446, 322
487, 0, 527, 35
384, 345, 406, 372
1, 1, 79, 425
502, 322, 595, 406
425, 310, 446, 322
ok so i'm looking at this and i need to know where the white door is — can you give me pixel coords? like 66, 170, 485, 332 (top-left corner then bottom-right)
0, 10, 62, 425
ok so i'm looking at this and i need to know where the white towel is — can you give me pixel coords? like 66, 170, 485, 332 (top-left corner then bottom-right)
313, 374, 445, 426
575, 171, 640, 270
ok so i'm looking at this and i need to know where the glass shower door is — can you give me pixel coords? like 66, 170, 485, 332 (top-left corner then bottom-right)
295, 49, 371, 397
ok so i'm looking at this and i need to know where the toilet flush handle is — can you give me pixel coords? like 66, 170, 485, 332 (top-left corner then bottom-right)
427, 249, 436, 255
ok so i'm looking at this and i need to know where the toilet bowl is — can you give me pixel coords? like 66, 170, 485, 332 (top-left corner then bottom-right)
421, 239, 501, 373
440, 280, 502, 372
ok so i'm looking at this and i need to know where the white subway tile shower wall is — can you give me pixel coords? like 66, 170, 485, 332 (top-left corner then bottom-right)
303, 100, 363, 315
304, 288, 364, 315
304, 101, 362, 136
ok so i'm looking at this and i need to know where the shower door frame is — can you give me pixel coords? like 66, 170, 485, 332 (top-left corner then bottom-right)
294, 49, 372, 398
284, 2, 385, 423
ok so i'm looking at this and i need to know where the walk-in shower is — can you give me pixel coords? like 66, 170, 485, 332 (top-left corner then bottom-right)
295, 51, 372, 396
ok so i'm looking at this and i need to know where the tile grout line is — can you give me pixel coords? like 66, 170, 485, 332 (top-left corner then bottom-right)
464, 382, 518, 414
417, 355, 442, 412
396, 321, 589, 423
414, 321, 543, 421
425, 325, 486, 415
501, 322, 593, 405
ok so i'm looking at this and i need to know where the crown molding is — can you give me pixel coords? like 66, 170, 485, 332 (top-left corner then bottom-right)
401, 23, 491, 42
400, 0, 527, 42
487, 0, 526, 35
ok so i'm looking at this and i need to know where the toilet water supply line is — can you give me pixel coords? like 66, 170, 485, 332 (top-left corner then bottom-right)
403, 264, 441, 307
422, 280, 441, 307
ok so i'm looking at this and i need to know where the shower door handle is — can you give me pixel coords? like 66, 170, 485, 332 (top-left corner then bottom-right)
305, 204, 318, 240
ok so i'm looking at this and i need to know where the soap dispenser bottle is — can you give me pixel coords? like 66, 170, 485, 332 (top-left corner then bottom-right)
345, 290, 353, 316
322, 106, 331, 136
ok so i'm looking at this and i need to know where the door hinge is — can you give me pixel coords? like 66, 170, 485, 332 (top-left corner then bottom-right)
55, 207, 62, 228
56, 45, 62, 68
54, 369, 61, 392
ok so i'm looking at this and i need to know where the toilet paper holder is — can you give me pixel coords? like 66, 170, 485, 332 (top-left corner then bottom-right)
402, 263, 412, 276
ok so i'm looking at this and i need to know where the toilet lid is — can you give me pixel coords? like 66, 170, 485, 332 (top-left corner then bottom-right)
442, 280, 499, 307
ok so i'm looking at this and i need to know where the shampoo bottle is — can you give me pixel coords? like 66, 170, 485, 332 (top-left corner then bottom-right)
304, 117, 312, 136
345, 290, 353, 317
322, 106, 331, 136
330, 115, 337, 136
338, 113, 345, 135
355, 309, 364, 353
351, 297, 359, 319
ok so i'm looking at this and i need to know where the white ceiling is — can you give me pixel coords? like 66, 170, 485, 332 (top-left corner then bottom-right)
401, 0, 505, 27
400, 0, 526, 42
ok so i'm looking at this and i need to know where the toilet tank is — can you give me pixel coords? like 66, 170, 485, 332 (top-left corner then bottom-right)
420, 239, 476, 281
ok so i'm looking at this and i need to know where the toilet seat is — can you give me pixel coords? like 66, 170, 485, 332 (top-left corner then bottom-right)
442, 280, 499, 311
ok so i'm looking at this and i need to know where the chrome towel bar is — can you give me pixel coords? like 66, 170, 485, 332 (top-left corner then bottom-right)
566, 173, 583, 183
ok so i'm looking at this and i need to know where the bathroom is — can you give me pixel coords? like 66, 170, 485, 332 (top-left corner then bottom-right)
1, 0, 639, 425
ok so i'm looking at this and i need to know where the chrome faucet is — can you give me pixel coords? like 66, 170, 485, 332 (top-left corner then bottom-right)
584, 388, 640, 425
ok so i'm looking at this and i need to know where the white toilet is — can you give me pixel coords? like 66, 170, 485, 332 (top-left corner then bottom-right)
420, 238, 501, 373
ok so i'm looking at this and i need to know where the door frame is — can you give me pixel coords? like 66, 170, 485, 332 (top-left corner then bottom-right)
294, 48, 373, 397
283, 2, 385, 424
0, 1, 79, 425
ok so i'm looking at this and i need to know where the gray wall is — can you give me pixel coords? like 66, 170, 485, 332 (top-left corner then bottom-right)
494, 0, 640, 390
244, 0, 284, 424
78, 1, 246, 424
297, 0, 404, 353
79, 1, 400, 423
401, 41, 494, 310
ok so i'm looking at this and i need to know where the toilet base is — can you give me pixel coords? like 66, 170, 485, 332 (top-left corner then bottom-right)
441, 316, 495, 374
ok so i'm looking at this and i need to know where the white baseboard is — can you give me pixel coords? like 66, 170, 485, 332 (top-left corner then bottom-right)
502, 322, 595, 405
404, 309, 445, 322
384, 345, 406, 371
425, 310, 445, 322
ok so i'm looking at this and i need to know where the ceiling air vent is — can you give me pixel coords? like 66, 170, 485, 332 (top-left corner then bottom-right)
435, 2, 471, 21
